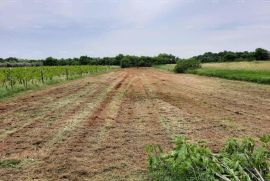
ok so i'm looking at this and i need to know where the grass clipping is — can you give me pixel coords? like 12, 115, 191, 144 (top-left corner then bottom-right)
146, 136, 270, 181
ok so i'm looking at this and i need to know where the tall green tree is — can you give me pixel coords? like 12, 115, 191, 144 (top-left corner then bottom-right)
255, 48, 269, 60
79, 56, 90, 65
44, 57, 58, 66
5, 57, 18, 62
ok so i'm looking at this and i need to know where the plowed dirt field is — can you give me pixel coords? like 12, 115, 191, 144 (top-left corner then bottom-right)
0, 68, 269, 180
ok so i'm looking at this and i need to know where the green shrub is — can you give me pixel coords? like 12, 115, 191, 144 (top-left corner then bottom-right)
174, 59, 201, 73
146, 136, 270, 181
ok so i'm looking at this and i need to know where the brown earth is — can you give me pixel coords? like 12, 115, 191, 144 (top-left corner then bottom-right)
0, 68, 269, 180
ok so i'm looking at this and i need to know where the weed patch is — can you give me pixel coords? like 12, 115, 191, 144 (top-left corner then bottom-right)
0, 159, 21, 168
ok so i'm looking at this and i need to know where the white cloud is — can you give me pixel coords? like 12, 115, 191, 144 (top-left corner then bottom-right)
0, 0, 269, 58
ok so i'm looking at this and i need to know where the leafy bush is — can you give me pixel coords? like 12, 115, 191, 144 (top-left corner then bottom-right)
146, 136, 270, 181
174, 59, 201, 73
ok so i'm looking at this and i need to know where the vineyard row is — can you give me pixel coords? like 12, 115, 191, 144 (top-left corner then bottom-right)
0, 65, 112, 89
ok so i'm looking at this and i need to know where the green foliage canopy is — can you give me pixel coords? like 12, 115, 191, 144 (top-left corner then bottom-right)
146, 136, 270, 181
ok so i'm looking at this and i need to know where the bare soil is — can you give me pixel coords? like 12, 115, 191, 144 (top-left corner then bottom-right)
0, 68, 269, 180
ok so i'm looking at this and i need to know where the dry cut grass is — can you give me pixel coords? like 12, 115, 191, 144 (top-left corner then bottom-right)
202, 61, 270, 71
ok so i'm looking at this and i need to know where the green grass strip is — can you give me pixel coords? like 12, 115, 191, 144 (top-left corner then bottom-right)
192, 68, 270, 84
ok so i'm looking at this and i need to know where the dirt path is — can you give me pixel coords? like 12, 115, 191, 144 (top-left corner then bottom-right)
0, 68, 269, 180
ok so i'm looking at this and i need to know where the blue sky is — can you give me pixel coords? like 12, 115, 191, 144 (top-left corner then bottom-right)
0, 0, 269, 59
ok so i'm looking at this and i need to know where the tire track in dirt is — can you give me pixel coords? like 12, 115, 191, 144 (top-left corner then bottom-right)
154, 69, 269, 113
0, 71, 125, 159
148, 70, 269, 120
0, 71, 120, 137
7, 72, 129, 180
0, 71, 126, 180
0, 75, 118, 140
14, 70, 171, 181
0, 72, 122, 141
152, 69, 270, 117
142, 69, 270, 150
84, 70, 171, 181
0, 71, 118, 116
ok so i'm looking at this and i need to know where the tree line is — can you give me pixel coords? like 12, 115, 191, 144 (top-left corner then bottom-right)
190, 48, 269, 63
0, 54, 177, 67
0, 57, 42, 67
43, 53, 177, 67
0, 48, 269, 67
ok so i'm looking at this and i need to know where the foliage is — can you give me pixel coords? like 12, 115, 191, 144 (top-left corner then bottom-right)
121, 56, 139, 68
146, 136, 270, 181
0, 57, 42, 67
5, 57, 18, 62
43, 57, 58, 66
0, 65, 112, 98
0, 53, 177, 68
0, 48, 268, 67
174, 59, 201, 73
79, 56, 90, 65
192, 48, 269, 63
153, 54, 177, 65
255, 48, 270, 60
119, 54, 177, 68
120, 55, 153, 68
